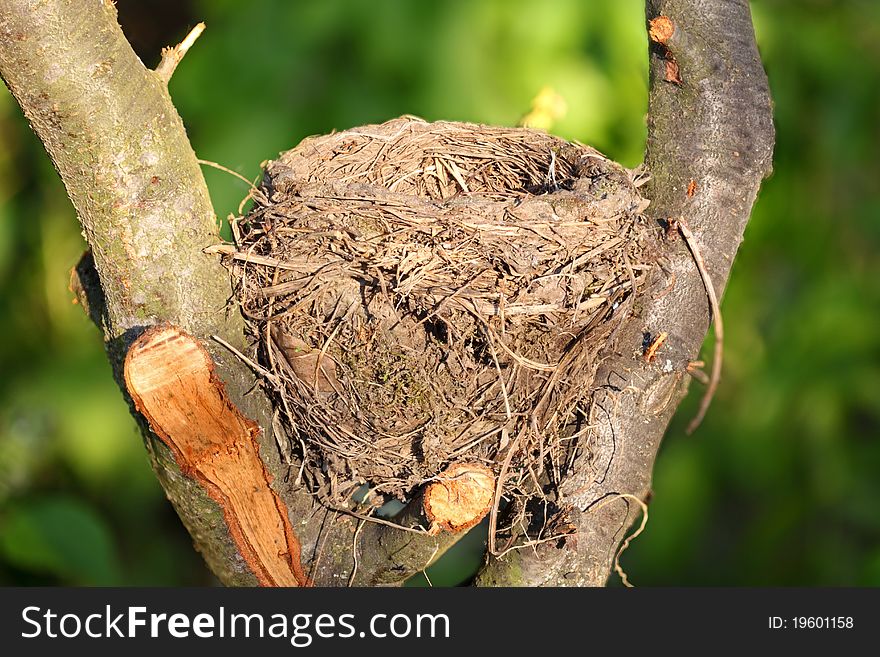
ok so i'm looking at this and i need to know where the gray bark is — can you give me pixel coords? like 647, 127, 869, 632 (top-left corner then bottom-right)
1, 0, 296, 585
476, 0, 774, 586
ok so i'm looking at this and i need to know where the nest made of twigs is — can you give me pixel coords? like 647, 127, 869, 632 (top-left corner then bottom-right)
223, 116, 654, 509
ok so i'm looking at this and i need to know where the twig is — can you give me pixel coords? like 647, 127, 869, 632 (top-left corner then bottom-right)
420, 546, 440, 587
486, 336, 512, 420
155, 23, 206, 83
589, 493, 649, 588
196, 158, 260, 192
347, 518, 366, 587
677, 220, 724, 434
196, 158, 265, 215
686, 360, 710, 385
202, 245, 319, 272
493, 530, 576, 560
488, 428, 524, 556
210, 334, 277, 381
329, 506, 431, 535
487, 325, 558, 371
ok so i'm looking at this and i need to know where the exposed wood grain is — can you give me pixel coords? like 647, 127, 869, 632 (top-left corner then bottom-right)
423, 463, 495, 535
124, 324, 309, 587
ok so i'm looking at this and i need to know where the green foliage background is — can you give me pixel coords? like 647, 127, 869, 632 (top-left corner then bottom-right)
1, 0, 878, 586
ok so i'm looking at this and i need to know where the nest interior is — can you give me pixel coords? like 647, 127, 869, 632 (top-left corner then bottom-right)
227, 116, 654, 510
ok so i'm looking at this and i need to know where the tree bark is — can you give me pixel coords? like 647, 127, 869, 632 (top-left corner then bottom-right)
0, 0, 480, 588
0, 0, 313, 586
1, 0, 773, 586
476, 0, 774, 586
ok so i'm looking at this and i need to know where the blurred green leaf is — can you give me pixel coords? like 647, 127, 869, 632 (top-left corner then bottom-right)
0, 496, 122, 585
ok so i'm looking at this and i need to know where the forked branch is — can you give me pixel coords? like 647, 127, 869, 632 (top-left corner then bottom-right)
475, 0, 774, 586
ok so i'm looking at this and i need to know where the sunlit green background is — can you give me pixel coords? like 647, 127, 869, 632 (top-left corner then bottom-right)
1, 0, 877, 586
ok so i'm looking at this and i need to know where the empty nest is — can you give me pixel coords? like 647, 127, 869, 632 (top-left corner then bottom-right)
224, 116, 654, 511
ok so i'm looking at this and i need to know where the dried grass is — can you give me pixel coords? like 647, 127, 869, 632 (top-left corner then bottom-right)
222, 117, 655, 518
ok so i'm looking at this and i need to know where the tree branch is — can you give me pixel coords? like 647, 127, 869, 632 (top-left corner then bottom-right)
155, 22, 205, 84
0, 0, 288, 584
0, 0, 480, 587
475, 0, 774, 586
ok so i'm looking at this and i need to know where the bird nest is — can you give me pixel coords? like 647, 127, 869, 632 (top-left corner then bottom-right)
223, 117, 655, 509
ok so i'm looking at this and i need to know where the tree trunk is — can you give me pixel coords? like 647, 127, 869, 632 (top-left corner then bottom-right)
0, 0, 773, 586
476, 0, 774, 586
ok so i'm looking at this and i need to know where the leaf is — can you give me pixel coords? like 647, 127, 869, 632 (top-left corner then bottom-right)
0, 495, 122, 585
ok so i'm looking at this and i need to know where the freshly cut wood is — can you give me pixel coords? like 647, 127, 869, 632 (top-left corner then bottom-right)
124, 324, 308, 587
423, 463, 495, 535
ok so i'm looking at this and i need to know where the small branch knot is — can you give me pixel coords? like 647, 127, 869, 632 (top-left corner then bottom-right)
648, 15, 675, 45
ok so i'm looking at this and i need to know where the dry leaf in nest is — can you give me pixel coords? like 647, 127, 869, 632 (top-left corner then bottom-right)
224, 116, 655, 510
271, 325, 340, 393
